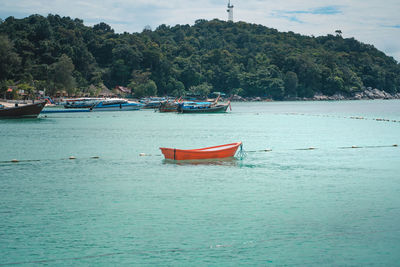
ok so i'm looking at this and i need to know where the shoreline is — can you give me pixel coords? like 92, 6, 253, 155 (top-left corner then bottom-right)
231, 88, 400, 102
2, 89, 400, 104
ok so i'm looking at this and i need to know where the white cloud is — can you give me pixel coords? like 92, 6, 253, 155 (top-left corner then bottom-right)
1, 0, 399, 61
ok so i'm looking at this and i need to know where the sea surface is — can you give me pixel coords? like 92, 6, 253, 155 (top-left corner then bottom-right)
1, 100, 400, 266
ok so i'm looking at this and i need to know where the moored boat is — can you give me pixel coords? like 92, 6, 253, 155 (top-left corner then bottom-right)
140, 97, 168, 109
64, 98, 103, 108
160, 142, 242, 160
177, 102, 231, 113
143, 101, 162, 109
0, 101, 46, 118
159, 101, 179, 112
91, 98, 143, 111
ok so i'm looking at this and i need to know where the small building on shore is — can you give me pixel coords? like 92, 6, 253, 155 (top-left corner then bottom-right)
113, 86, 132, 98
98, 84, 115, 98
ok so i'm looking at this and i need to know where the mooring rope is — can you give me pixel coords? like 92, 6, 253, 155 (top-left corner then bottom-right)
236, 143, 247, 159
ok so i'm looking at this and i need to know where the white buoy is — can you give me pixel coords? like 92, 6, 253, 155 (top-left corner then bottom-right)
139, 153, 146, 156
69, 156, 76, 160
11, 159, 19, 163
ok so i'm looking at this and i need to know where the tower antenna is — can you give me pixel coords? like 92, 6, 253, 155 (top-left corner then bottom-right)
227, 0, 234, 22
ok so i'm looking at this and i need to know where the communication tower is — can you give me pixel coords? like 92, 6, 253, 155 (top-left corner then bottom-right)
227, 0, 234, 22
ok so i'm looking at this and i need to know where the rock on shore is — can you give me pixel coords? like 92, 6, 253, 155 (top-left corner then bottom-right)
230, 88, 400, 102
314, 88, 400, 101
352, 88, 400, 100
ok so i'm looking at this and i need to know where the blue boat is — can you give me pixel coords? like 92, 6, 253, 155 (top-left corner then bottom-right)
64, 98, 103, 108
177, 101, 230, 113
91, 99, 143, 111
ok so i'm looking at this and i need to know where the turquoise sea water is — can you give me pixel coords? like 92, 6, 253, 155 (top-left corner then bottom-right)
1, 100, 400, 266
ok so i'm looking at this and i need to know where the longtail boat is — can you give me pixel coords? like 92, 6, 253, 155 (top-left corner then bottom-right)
159, 101, 179, 112
142, 101, 161, 109
0, 101, 46, 118
177, 96, 231, 113
160, 142, 242, 160
178, 103, 230, 113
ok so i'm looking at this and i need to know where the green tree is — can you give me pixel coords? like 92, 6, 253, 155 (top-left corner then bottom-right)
145, 80, 157, 96
0, 35, 20, 81
130, 70, 151, 85
267, 78, 285, 100
18, 83, 35, 99
110, 59, 130, 87
166, 78, 186, 96
323, 75, 344, 95
132, 80, 157, 98
1, 15, 400, 98
0, 80, 7, 98
284, 71, 298, 97
188, 83, 212, 97
49, 54, 76, 96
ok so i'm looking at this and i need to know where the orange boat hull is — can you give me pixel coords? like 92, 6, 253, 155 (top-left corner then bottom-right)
160, 142, 242, 160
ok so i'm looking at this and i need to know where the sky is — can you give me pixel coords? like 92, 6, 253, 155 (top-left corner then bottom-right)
1, 0, 399, 62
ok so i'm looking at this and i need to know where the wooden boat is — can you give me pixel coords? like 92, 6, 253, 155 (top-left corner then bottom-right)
159, 101, 179, 112
178, 103, 230, 113
142, 101, 161, 109
163, 157, 238, 166
0, 101, 46, 118
160, 142, 242, 160
177, 99, 231, 113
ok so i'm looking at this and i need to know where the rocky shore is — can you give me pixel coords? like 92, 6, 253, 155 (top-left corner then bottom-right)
231, 88, 400, 102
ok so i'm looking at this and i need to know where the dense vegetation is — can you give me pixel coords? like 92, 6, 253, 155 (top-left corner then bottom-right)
1, 14, 399, 99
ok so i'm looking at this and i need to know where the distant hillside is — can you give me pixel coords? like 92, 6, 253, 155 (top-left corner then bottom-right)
1, 14, 399, 99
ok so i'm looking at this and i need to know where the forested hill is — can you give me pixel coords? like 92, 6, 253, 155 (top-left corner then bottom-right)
1, 14, 399, 99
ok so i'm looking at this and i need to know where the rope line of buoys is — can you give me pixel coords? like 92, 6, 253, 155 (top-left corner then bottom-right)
243, 144, 398, 154
294, 147, 316, 151
0, 156, 101, 164
139, 153, 162, 157
339, 144, 398, 149
1, 159, 41, 164
1, 144, 398, 164
282, 112, 400, 123
242, 149, 272, 153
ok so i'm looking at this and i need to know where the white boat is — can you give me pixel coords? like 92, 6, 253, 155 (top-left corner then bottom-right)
91, 99, 143, 111
64, 98, 104, 108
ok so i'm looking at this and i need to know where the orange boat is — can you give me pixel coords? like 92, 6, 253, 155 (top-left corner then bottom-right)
160, 142, 242, 160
